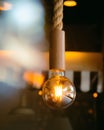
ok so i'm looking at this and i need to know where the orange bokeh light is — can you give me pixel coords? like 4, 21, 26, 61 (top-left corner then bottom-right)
23, 71, 45, 89
93, 92, 98, 98
64, 0, 77, 7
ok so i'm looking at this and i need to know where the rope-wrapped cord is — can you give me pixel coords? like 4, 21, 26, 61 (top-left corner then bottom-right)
53, 0, 63, 30
50, 0, 65, 70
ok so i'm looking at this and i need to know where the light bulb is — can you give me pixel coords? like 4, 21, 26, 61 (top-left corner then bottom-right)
42, 70, 76, 109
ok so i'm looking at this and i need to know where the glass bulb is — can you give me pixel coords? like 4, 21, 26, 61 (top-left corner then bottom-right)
42, 70, 76, 109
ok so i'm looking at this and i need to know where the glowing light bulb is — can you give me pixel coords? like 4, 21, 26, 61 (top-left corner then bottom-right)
42, 70, 76, 109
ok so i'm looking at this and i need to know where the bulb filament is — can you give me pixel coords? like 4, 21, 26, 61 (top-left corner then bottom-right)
54, 85, 62, 102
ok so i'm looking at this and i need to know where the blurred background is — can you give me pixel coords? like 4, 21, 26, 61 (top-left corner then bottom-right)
0, 0, 104, 130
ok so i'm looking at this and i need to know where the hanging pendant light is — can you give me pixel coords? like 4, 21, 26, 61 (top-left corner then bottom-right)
64, 0, 77, 7
42, 0, 76, 110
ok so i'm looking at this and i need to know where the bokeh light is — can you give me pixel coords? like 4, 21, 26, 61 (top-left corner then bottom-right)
0, 0, 47, 89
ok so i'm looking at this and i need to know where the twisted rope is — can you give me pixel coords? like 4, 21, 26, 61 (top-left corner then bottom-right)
53, 0, 63, 30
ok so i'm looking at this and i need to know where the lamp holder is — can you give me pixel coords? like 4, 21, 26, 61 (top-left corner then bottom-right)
50, 29, 65, 70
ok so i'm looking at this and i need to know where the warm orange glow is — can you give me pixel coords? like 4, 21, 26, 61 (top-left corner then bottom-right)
93, 92, 98, 98
0, 51, 15, 61
0, 51, 103, 71
65, 51, 103, 71
38, 90, 43, 96
0, 2, 12, 11
0, 50, 13, 55
64, 0, 77, 7
54, 85, 62, 101
23, 71, 45, 89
